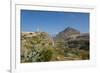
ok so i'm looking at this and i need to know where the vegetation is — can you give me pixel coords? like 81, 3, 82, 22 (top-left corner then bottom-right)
21, 32, 54, 62
21, 27, 89, 63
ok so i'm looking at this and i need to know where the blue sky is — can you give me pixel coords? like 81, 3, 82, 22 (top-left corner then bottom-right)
21, 10, 89, 34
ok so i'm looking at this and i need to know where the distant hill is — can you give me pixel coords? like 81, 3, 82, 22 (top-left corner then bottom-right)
54, 27, 89, 40
54, 27, 89, 50
54, 27, 80, 40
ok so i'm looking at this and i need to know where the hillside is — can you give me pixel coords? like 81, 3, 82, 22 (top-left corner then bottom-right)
54, 27, 89, 50
21, 32, 55, 62
21, 27, 90, 63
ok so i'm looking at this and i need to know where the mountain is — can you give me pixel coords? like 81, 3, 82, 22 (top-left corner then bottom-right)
54, 27, 80, 40
54, 27, 89, 50
77, 33, 89, 40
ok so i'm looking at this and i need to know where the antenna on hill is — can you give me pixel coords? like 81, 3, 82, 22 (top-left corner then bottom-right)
37, 25, 40, 32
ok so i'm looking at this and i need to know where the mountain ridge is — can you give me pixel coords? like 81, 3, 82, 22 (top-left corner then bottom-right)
54, 27, 89, 40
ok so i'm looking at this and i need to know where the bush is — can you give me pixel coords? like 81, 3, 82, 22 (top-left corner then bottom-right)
21, 32, 54, 62
36, 47, 53, 62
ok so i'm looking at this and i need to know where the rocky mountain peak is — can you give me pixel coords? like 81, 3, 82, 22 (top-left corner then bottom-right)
55, 27, 80, 40
63, 27, 80, 34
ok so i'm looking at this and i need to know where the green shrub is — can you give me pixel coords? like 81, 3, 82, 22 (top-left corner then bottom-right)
21, 32, 54, 62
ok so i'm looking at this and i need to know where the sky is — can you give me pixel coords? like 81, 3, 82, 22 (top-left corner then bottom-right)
21, 10, 89, 34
